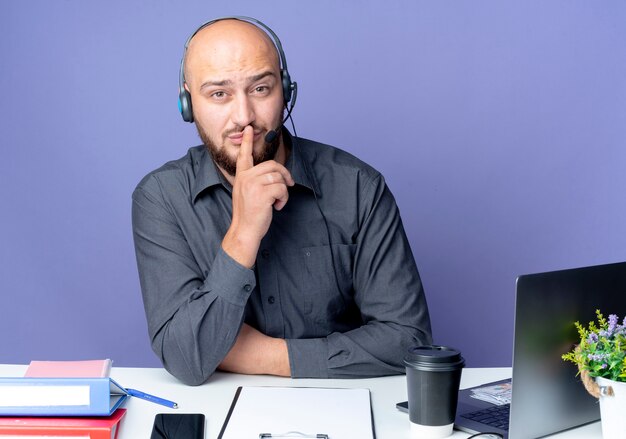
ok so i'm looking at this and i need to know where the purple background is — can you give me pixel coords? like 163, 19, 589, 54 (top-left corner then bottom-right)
1, 1, 625, 369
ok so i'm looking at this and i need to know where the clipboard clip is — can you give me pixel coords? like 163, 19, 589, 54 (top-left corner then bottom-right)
259, 432, 329, 439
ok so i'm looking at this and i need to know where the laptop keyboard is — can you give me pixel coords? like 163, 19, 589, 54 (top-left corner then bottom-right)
461, 404, 510, 431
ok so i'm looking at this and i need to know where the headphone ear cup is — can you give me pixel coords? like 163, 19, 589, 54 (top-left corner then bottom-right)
281, 70, 293, 104
179, 89, 194, 123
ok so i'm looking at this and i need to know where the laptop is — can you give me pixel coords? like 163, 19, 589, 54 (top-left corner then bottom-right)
397, 261, 626, 438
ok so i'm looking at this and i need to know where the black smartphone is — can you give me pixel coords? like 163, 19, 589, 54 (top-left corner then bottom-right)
150, 413, 205, 439
396, 400, 408, 412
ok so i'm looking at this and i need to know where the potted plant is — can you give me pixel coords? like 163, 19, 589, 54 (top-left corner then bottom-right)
562, 310, 626, 439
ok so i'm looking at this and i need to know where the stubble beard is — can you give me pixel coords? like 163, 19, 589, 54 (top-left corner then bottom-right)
195, 122, 281, 177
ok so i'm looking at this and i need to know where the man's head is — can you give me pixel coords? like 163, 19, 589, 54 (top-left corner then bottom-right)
182, 18, 287, 177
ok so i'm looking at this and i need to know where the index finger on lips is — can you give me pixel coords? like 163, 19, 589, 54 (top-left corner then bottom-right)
236, 126, 254, 174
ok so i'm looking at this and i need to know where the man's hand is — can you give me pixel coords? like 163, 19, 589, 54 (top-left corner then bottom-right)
218, 324, 291, 376
222, 126, 294, 268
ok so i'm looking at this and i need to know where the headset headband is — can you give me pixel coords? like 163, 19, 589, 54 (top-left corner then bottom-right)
177, 16, 295, 123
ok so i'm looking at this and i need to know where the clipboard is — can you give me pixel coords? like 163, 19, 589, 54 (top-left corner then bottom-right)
218, 386, 375, 439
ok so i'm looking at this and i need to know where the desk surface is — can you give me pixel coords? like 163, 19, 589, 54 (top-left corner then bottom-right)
0, 364, 601, 439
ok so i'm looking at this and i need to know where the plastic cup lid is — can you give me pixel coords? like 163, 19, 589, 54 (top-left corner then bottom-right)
404, 345, 465, 371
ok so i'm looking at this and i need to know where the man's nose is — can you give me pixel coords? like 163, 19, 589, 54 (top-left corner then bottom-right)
231, 94, 255, 128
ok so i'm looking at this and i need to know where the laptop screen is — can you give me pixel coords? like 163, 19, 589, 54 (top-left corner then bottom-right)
508, 261, 626, 438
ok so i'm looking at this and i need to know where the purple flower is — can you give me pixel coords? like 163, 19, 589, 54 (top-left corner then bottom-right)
601, 363, 608, 369
608, 314, 619, 334
616, 316, 626, 335
587, 333, 599, 343
587, 353, 605, 362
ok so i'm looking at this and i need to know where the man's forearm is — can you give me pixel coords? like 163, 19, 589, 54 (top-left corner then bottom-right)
219, 324, 291, 376
286, 319, 431, 379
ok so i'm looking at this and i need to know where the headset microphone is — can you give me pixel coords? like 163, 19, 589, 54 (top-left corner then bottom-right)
264, 128, 280, 144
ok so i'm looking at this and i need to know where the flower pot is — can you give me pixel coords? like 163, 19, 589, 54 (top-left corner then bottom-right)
596, 377, 626, 439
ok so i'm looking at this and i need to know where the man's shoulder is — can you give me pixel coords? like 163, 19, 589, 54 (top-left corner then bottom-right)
295, 136, 381, 181
134, 145, 204, 194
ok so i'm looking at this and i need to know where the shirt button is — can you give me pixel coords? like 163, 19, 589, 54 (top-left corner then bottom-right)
261, 249, 270, 259
267, 296, 275, 304
244, 284, 252, 292
305, 251, 311, 257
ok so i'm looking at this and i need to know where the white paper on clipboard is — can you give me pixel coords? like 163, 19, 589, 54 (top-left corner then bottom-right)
218, 386, 375, 439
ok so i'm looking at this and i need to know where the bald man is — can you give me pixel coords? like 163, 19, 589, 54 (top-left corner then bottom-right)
132, 18, 432, 385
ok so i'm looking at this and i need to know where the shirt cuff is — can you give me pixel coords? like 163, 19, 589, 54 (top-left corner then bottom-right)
286, 338, 329, 378
203, 246, 257, 307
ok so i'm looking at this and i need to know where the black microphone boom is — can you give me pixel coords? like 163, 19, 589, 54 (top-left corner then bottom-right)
264, 128, 280, 144
264, 82, 298, 144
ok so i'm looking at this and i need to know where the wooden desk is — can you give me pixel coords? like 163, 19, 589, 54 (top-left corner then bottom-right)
0, 365, 601, 438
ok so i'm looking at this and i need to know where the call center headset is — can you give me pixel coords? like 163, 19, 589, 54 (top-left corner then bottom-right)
177, 16, 297, 125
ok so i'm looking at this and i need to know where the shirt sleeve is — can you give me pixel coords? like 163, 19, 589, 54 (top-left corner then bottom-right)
132, 177, 256, 385
286, 174, 432, 378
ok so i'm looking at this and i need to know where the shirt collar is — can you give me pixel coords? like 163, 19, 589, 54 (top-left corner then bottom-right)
191, 147, 227, 202
191, 130, 321, 203
284, 130, 320, 196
